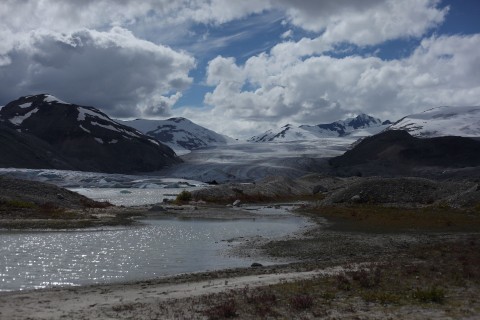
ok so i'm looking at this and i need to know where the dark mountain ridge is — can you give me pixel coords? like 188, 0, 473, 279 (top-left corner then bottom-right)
0, 94, 181, 173
330, 130, 480, 177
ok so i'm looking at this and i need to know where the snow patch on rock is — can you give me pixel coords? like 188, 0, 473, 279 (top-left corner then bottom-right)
9, 108, 39, 125
18, 102, 32, 109
43, 95, 68, 104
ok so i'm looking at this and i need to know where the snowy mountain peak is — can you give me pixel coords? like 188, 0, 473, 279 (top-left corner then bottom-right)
249, 113, 389, 142
169, 117, 188, 123
344, 113, 382, 129
247, 125, 320, 142
121, 117, 231, 155
388, 106, 480, 137
43, 94, 69, 104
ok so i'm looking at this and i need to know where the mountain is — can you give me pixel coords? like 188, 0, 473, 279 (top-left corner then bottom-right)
388, 106, 480, 138
0, 122, 74, 170
247, 124, 321, 142
248, 114, 389, 142
0, 94, 180, 173
120, 117, 231, 155
330, 130, 480, 177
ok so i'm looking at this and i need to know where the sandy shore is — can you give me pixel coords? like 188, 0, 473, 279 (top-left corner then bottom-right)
0, 264, 365, 320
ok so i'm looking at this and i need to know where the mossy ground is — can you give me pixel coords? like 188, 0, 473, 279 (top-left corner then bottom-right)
303, 203, 480, 232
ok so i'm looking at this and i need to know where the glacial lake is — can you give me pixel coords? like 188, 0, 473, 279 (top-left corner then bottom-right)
0, 212, 309, 292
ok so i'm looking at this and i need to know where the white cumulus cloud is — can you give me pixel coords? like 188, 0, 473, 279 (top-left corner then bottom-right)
196, 33, 480, 138
0, 27, 195, 117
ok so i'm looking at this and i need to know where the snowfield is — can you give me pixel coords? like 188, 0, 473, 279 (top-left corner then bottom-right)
389, 106, 480, 137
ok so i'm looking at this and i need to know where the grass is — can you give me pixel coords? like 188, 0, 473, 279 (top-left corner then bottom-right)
289, 294, 314, 310
303, 204, 480, 232
1, 199, 37, 209
196, 192, 326, 205
412, 287, 446, 304
80, 198, 113, 209
203, 299, 237, 319
185, 237, 480, 319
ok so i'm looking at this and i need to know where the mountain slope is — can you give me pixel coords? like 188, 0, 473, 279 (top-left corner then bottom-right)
249, 114, 390, 142
121, 117, 231, 154
330, 130, 480, 176
388, 106, 480, 137
0, 94, 180, 173
0, 122, 74, 170
247, 124, 321, 142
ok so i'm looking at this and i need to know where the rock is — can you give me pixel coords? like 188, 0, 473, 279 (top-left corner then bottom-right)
312, 185, 328, 194
56, 193, 65, 200
350, 195, 362, 203
148, 205, 165, 212
232, 187, 244, 194
251, 263, 263, 268
233, 200, 242, 207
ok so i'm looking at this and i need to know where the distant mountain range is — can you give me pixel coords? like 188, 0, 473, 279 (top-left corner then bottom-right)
0, 94, 180, 173
1, 93, 480, 177
120, 118, 232, 155
248, 114, 391, 142
387, 106, 480, 138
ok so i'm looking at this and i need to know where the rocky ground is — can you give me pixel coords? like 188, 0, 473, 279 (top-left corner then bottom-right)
192, 174, 480, 208
0, 175, 136, 229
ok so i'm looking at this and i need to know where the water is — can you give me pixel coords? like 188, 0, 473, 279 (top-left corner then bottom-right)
69, 187, 205, 206
0, 214, 308, 292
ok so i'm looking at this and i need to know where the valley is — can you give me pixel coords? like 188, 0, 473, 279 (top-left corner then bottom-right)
1, 94, 480, 319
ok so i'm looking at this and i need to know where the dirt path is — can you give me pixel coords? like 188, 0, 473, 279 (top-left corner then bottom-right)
0, 264, 359, 320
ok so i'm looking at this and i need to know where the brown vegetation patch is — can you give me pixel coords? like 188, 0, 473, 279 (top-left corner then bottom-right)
303, 204, 480, 232
182, 237, 480, 319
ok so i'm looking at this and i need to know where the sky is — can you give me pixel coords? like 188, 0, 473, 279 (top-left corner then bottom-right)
0, 0, 479, 138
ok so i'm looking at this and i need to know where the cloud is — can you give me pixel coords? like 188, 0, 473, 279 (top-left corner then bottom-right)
0, 0, 474, 139
197, 34, 480, 138
280, 30, 293, 39
279, 0, 448, 46
0, 27, 195, 118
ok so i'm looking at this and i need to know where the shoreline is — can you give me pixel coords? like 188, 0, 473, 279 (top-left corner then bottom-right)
1, 201, 479, 319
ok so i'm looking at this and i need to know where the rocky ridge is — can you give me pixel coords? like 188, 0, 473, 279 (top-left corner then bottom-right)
0, 94, 181, 173
120, 117, 231, 154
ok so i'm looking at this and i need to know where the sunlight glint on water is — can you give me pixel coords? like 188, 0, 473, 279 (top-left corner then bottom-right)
0, 216, 308, 292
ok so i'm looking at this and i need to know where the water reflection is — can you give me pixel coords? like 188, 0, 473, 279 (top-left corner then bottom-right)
0, 216, 307, 292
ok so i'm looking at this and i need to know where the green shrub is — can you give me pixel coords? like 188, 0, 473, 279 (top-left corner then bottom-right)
412, 287, 445, 304
175, 190, 192, 203
3, 200, 36, 209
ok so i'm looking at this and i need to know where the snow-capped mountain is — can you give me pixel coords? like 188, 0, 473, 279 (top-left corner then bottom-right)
121, 117, 232, 155
249, 114, 390, 142
247, 124, 321, 142
388, 106, 480, 137
0, 94, 180, 173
